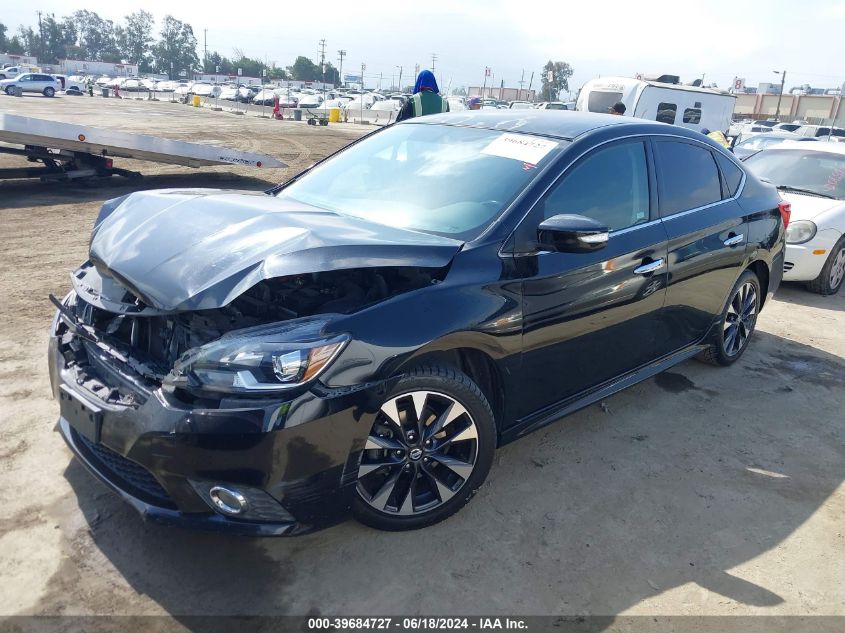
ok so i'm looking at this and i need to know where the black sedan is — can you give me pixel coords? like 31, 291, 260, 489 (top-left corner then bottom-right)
49, 111, 787, 535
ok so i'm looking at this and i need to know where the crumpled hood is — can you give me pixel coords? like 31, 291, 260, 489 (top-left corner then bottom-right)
87, 189, 463, 311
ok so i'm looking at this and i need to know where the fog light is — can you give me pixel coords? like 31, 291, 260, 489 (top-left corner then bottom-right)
189, 480, 296, 522
208, 486, 248, 516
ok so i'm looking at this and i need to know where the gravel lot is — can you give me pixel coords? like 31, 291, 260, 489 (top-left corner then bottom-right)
0, 95, 843, 628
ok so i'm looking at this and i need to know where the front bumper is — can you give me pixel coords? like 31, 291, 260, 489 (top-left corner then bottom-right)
50, 331, 384, 536
783, 228, 842, 282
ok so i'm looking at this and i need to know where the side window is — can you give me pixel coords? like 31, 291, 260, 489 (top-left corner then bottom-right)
656, 103, 677, 124
654, 140, 722, 216
542, 141, 650, 231
18, 74, 30, 82
682, 108, 702, 124
715, 153, 743, 197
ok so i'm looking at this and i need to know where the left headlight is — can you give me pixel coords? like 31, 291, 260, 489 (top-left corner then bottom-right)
785, 220, 817, 244
164, 318, 348, 395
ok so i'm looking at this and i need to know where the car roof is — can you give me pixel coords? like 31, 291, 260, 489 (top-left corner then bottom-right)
766, 140, 845, 155
741, 132, 799, 141
407, 110, 690, 141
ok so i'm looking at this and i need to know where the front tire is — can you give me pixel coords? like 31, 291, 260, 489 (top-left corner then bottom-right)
5, 86, 15, 96
352, 365, 496, 531
807, 237, 845, 295
697, 270, 761, 366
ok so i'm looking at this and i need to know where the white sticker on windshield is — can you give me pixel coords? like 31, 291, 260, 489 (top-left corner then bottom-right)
481, 133, 559, 165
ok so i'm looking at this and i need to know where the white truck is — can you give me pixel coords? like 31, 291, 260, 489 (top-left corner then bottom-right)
576, 76, 736, 134
0, 64, 40, 80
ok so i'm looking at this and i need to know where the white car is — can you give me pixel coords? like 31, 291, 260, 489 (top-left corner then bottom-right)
794, 124, 845, 140
744, 141, 845, 294
0, 73, 60, 97
508, 101, 532, 109
535, 101, 571, 110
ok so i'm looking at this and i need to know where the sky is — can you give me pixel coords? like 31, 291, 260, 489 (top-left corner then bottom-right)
3, 0, 845, 94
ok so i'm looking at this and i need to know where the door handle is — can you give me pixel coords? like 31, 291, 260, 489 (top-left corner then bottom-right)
724, 233, 744, 247
633, 259, 665, 275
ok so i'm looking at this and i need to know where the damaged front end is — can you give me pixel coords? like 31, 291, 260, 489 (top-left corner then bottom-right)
58, 264, 442, 404
50, 190, 460, 534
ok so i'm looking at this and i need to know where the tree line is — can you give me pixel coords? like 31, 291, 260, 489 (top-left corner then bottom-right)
0, 11, 340, 83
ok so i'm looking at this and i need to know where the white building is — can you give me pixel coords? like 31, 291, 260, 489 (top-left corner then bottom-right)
59, 59, 139, 77
0, 54, 38, 67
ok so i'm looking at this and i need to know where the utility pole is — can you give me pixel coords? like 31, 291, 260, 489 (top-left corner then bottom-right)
774, 70, 787, 120
361, 62, 366, 121
318, 38, 327, 102
36, 11, 44, 63
337, 50, 346, 87
431, 53, 437, 74
203, 29, 208, 73
518, 69, 525, 101
396, 65, 403, 92
527, 71, 534, 102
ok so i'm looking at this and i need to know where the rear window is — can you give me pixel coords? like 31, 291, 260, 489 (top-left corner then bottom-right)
682, 108, 702, 124
715, 153, 744, 197
587, 91, 623, 113
655, 140, 723, 215
656, 103, 677, 124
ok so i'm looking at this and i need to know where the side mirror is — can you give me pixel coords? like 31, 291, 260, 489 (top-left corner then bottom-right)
537, 214, 609, 253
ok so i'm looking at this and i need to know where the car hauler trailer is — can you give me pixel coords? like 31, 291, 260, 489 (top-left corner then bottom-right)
0, 113, 284, 182
576, 76, 736, 134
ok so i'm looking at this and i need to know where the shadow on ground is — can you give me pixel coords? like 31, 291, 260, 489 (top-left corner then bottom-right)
775, 281, 845, 313
48, 330, 845, 623
0, 172, 277, 210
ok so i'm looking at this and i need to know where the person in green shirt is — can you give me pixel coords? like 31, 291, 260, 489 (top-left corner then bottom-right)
396, 69, 449, 122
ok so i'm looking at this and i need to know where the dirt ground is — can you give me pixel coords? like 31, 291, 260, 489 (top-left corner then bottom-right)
0, 94, 844, 627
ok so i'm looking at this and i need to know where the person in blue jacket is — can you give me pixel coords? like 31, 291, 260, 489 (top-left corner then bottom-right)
396, 70, 450, 122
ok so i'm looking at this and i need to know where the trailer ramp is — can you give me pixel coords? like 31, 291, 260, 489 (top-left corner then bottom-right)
0, 113, 284, 182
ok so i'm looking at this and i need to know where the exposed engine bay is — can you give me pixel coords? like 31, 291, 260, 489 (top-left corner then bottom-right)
55, 266, 442, 404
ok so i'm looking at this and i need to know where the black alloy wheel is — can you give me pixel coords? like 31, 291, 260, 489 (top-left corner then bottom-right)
353, 366, 495, 531
697, 270, 761, 366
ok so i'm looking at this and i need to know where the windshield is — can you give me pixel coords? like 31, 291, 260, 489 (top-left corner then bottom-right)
278, 123, 565, 238
744, 149, 845, 199
737, 136, 790, 151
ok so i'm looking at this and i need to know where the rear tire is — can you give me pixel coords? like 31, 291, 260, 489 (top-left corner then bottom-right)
352, 365, 496, 531
807, 237, 845, 295
43, 87, 55, 97
697, 270, 761, 366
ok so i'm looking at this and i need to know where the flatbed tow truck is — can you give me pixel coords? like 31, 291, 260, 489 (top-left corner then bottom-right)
0, 113, 284, 182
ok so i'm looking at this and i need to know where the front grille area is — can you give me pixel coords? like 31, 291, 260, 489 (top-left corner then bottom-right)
784, 261, 795, 272
75, 431, 176, 509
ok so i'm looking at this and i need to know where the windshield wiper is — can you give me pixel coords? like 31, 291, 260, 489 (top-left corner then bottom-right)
776, 185, 836, 199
